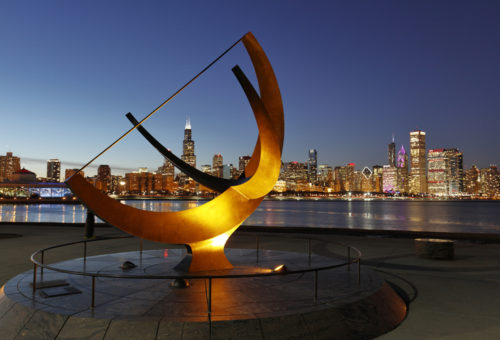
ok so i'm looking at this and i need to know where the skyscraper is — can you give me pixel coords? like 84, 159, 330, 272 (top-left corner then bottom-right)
409, 130, 427, 194
157, 158, 175, 178
397, 145, 408, 193
427, 149, 448, 195
444, 148, 464, 195
212, 154, 223, 178
47, 159, 61, 182
238, 155, 251, 173
388, 135, 396, 167
181, 118, 196, 169
0, 152, 21, 182
307, 149, 317, 184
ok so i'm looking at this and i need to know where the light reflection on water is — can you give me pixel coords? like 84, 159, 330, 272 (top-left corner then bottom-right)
0, 200, 499, 234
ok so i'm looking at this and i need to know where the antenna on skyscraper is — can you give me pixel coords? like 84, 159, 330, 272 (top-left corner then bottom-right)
392, 133, 395, 143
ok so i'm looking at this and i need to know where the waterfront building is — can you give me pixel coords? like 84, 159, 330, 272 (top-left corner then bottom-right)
479, 165, 499, 197
333, 166, 346, 192
388, 136, 396, 167
10, 168, 37, 183
444, 148, 464, 195
307, 149, 317, 184
222, 164, 232, 179
383, 165, 398, 193
273, 179, 287, 192
201, 164, 211, 174
372, 165, 383, 193
427, 149, 448, 196
361, 167, 373, 192
239, 155, 251, 173
212, 154, 223, 178
64, 169, 84, 180
409, 130, 427, 194
47, 159, 61, 182
345, 163, 355, 192
396, 145, 409, 193
464, 165, 480, 195
318, 164, 333, 187
181, 118, 196, 169
0, 152, 21, 182
282, 161, 308, 182
125, 171, 154, 195
96, 165, 111, 193
157, 158, 175, 178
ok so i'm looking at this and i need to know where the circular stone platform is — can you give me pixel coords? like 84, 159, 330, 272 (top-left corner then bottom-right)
0, 246, 406, 339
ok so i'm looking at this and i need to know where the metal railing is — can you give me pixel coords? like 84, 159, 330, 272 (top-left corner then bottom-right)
30, 234, 362, 338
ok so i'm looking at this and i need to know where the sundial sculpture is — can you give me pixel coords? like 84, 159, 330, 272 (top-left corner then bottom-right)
66, 32, 284, 272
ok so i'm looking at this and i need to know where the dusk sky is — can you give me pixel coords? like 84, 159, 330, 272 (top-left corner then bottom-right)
1, 1, 499, 177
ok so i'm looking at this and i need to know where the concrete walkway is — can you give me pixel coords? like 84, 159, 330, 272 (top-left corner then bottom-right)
1, 224, 500, 339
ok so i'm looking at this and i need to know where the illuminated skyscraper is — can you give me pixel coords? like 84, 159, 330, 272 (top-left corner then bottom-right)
444, 148, 463, 195
212, 154, 223, 177
47, 159, 61, 182
409, 130, 427, 194
388, 135, 396, 167
181, 118, 196, 169
427, 149, 448, 195
307, 149, 317, 183
397, 145, 409, 193
239, 155, 251, 173
157, 158, 175, 178
383, 165, 398, 192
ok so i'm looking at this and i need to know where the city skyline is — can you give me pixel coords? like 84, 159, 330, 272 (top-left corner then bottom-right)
1, 1, 499, 177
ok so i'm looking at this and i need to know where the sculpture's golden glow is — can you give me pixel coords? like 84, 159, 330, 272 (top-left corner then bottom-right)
66, 32, 283, 272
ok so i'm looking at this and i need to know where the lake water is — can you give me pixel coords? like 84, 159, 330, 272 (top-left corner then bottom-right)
1, 200, 499, 234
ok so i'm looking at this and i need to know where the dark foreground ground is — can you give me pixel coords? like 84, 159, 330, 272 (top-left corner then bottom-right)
1, 224, 500, 339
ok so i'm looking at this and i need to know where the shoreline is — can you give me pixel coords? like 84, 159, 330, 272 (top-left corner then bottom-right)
2, 221, 500, 243
0, 197, 499, 205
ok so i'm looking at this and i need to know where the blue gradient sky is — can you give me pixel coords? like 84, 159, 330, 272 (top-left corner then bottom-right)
1, 1, 499, 177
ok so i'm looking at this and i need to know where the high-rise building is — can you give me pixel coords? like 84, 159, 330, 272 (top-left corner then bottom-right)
65, 169, 84, 180
409, 130, 427, 194
345, 163, 355, 191
307, 149, 317, 184
444, 148, 463, 195
479, 165, 499, 197
96, 164, 111, 192
157, 158, 175, 178
464, 165, 480, 195
0, 152, 21, 182
383, 165, 398, 192
181, 118, 196, 169
201, 165, 211, 174
212, 154, 223, 178
396, 145, 409, 193
239, 155, 251, 173
427, 149, 448, 195
47, 159, 61, 182
388, 136, 396, 167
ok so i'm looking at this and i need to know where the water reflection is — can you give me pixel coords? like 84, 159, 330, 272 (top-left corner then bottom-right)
0, 200, 499, 234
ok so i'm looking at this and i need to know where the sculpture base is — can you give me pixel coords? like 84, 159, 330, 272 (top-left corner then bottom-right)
1, 247, 407, 339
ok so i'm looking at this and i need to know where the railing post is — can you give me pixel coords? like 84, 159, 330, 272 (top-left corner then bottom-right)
208, 278, 212, 339
256, 236, 259, 264
83, 240, 87, 262
41, 250, 44, 278
358, 258, 361, 286
91, 276, 96, 308
308, 239, 312, 265
32, 263, 37, 294
347, 246, 351, 271
314, 270, 318, 302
